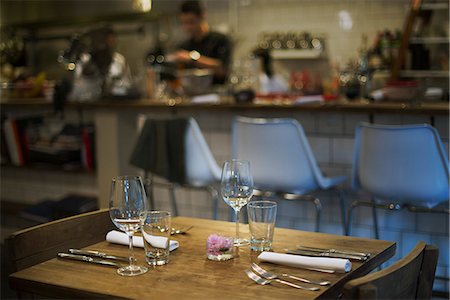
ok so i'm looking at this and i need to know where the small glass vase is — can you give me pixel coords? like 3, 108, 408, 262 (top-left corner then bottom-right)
206, 234, 234, 261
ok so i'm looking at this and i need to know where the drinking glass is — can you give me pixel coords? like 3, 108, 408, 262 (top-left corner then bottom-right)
109, 176, 148, 276
247, 201, 277, 251
141, 211, 171, 266
221, 160, 253, 246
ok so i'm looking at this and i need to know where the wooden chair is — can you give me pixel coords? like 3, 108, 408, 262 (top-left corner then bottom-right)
5, 209, 114, 274
343, 242, 439, 300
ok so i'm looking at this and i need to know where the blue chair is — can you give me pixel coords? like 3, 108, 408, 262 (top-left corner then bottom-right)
348, 123, 449, 238
232, 116, 347, 232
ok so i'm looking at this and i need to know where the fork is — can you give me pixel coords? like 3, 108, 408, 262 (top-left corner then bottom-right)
251, 263, 330, 286
245, 269, 319, 291
171, 225, 193, 235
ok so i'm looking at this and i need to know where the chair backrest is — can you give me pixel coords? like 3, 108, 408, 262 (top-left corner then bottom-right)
232, 116, 324, 193
5, 209, 113, 274
343, 242, 439, 300
352, 123, 449, 207
184, 118, 221, 186
134, 115, 220, 187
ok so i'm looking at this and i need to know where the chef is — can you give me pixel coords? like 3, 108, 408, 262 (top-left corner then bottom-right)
168, 0, 232, 84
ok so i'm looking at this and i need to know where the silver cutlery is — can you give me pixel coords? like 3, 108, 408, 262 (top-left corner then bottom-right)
57, 253, 122, 267
69, 249, 132, 262
245, 269, 319, 291
251, 263, 330, 286
171, 225, 193, 235
286, 249, 368, 261
296, 246, 371, 258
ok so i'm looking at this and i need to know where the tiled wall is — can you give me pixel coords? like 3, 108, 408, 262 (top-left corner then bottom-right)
210, 0, 408, 64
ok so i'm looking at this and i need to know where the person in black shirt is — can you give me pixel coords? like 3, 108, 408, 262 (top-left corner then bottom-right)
168, 0, 232, 84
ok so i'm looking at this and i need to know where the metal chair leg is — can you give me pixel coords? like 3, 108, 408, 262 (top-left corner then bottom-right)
169, 184, 179, 217
337, 189, 348, 235
371, 198, 380, 239
313, 198, 322, 232
144, 172, 155, 210
207, 186, 219, 220
347, 201, 359, 236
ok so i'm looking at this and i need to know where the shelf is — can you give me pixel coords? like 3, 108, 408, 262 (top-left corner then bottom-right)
2, 11, 161, 29
271, 49, 324, 60
1, 163, 95, 174
400, 70, 449, 78
410, 37, 449, 44
421, 2, 449, 10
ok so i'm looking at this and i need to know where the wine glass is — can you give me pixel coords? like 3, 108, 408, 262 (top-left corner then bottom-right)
221, 160, 253, 246
109, 176, 148, 276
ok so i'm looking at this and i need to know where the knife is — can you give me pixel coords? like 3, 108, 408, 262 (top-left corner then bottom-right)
296, 246, 371, 258
58, 253, 122, 267
69, 249, 131, 262
286, 249, 368, 261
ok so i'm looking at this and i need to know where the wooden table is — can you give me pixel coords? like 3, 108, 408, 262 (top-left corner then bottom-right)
10, 217, 396, 299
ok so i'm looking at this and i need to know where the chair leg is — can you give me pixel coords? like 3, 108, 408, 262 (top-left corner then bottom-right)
371, 198, 380, 239
144, 172, 155, 210
207, 186, 219, 220
347, 201, 359, 236
337, 189, 348, 235
169, 184, 179, 217
313, 198, 322, 232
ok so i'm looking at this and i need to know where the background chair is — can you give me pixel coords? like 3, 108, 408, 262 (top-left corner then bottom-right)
232, 116, 347, 232
343, 241, 439, 299
348, 123, 449, 238
131, 116, 222, 219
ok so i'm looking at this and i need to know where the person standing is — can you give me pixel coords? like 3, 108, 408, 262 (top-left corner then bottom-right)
168, 0, 232, 84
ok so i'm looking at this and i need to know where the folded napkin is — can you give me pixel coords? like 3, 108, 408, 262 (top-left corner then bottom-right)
106, 230, 179, 252
258, 252, 351, 273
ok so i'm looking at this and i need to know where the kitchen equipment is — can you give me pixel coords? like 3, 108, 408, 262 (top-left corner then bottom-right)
178, 69, 213, 95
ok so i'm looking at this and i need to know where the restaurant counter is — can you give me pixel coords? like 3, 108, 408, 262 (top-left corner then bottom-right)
2, 98, 448, 115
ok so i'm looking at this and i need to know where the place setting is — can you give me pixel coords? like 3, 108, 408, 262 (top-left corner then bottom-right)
216, 159, 373, 293
57, 176, 188, 275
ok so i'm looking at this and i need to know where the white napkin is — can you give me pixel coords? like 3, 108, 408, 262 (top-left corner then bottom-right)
106, 230, 179, 252
258, 252, 351, 273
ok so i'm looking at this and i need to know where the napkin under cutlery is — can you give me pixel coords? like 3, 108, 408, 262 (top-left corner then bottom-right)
258, 252, 352, 273
106, 230, 179, 251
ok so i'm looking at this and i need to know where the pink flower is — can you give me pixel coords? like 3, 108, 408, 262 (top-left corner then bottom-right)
206, 234, 233, 256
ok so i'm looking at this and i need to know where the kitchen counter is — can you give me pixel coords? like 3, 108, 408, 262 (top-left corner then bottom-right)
1, 98, 448, 115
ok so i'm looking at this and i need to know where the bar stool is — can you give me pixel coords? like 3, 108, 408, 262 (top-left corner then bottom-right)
348, 123, 449, 238
232, 116, 347, 233
130, 116, 222, 219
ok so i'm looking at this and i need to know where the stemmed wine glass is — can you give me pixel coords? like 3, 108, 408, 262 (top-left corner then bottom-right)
109, 176, 148, 276
221, 160, 253, 246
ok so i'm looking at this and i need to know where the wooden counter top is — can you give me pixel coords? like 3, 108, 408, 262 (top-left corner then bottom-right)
1, 98, 448, 115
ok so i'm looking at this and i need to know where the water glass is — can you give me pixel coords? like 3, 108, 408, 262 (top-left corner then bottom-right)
247, 201, 277, 251
141, 211, 171, 266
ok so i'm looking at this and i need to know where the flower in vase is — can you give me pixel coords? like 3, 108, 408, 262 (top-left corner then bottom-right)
206, 234, 234, 256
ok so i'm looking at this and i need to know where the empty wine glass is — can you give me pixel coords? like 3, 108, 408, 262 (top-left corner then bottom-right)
109, 176, 148, 276
221, 160, 253, 246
